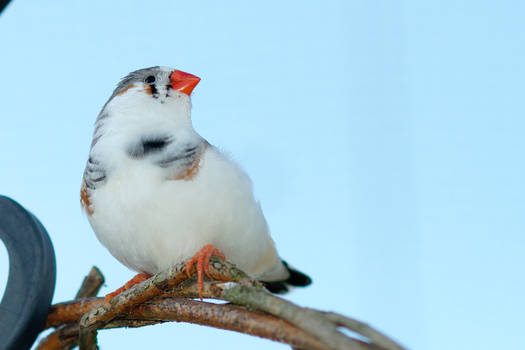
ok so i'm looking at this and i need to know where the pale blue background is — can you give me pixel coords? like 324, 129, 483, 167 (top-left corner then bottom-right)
0, 1, 523, 349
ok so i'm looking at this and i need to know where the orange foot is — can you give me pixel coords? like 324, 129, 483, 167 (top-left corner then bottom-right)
186, 244, 226, 299
104, 272, 151, 306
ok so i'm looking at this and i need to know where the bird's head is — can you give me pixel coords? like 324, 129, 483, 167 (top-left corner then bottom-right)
89, 67, 201, 164
111, 66, 200, 100
98, 66, 201, 127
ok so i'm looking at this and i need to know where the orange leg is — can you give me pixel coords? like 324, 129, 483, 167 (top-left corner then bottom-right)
104, 272, 151, 306
186, 244, 226, 299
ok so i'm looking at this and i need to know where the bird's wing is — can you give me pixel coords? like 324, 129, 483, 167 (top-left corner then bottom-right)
81, 156, 106, 214
82, 156, 106, 191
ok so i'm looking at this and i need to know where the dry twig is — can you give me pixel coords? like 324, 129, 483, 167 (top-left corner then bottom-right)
40, 260, 406, 350
37, 266, 105, 350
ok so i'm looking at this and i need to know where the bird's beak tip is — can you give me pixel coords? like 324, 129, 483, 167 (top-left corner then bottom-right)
170, 70, 201, 96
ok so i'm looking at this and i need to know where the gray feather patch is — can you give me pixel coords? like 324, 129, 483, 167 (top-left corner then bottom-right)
95, 66, 170, 126
156, 143, 201, 169
126, 133, 204, 176
106, 66, 168, 106
83, 156, 106, 190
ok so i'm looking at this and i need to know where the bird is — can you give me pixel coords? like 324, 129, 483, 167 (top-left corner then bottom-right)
80, 66, 311, 300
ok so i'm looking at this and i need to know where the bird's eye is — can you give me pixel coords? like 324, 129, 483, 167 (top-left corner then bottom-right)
144, 75, 156, 84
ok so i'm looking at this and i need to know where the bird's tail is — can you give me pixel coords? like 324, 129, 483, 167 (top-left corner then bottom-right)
261, 260, 312, 294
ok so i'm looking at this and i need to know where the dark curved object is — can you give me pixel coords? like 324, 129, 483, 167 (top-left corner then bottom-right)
261, 260, 312, 294
0, 196, 56, 350
0, 0, 12, 15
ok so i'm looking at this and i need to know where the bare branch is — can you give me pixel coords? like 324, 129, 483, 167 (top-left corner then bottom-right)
127, 298, 331, 350
75, 267, 105, 299
42, 262, 406, 350
177, 280, 371, 350
37, 267, 105, 350
45, 296, 346, 350
36, 323, 78, 350
318, 311, 404, 350
78, 261, 207, 349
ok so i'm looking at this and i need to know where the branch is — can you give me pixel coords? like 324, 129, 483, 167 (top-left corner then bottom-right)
45, 296, 331, 350
176, 281, 370, 350
75, 267, 105, 299
317, 311, 404, 350
37, 267, 105, 350
41, 261, 406, 350
77, 260, 206, 349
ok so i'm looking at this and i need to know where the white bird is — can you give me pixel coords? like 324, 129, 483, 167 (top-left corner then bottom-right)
81, 66, 311, 299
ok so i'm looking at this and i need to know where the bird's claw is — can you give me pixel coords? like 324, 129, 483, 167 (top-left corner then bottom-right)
186, 244, 226, 299
103, 272, 151, 307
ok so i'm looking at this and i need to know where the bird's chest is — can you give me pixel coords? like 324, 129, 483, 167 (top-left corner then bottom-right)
89, 162, 202, 237
86, 153, 266, 274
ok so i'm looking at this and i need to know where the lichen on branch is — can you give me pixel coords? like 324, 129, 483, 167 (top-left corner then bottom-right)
38, 260, 405, 350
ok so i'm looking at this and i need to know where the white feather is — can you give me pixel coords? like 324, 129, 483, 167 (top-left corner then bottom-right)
85, 70, 288, 282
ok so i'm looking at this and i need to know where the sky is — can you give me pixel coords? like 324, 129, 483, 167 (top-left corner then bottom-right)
0, 1, 524, 349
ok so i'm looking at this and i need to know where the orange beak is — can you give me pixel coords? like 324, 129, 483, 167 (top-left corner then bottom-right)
170, 70, 201, 96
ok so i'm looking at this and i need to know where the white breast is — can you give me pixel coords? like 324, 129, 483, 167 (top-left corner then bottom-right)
87, 147, 286, 280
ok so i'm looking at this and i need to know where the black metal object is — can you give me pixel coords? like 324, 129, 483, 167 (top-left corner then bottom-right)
0, 196, 56, 350
0, 0, 12, 15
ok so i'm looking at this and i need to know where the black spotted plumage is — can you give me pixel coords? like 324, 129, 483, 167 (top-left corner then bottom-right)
127, 135, 172, 158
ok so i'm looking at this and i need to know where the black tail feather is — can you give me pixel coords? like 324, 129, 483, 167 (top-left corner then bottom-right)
261, 260, 312, 294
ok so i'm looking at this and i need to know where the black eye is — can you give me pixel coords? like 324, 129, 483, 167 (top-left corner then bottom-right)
144, 75, 156, 84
